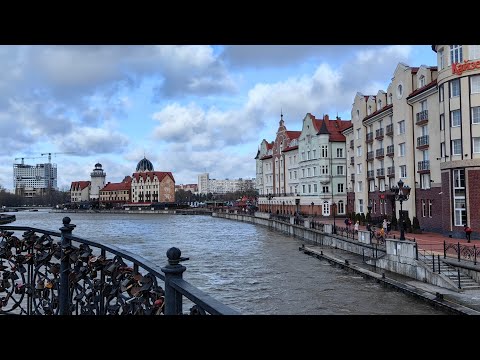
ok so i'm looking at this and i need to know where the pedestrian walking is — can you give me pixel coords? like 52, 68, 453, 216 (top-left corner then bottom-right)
354, 220, 359, 234
386, 221, 391, 236
382, 218, 388, 232
464, 224, 473, 243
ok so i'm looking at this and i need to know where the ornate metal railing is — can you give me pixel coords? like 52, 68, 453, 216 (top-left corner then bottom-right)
0, 217, 239, 315
444, 241, 480, 265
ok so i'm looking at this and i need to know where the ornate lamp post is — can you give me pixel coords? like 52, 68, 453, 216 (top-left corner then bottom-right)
332, 202, 337, 234
282, 200, 285, 215
390, 179, 411, 241
295, 198, 300, 217
311, 202, 314, 217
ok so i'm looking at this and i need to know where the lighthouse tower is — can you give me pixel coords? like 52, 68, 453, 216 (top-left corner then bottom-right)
90, 162, 106, 200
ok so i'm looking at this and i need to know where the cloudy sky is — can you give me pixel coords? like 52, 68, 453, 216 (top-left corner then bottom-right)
2, 45, 436, 191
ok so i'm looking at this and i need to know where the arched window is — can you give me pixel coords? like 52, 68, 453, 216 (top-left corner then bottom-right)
337, 200, 344, 214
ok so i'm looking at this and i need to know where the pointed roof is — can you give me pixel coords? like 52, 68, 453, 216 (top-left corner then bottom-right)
317, 120, 329, 135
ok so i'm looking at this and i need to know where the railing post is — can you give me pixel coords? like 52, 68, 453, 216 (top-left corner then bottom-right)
457, 269, 461, 289
161, 247, 186, 315
415, 244, 418, 260
475, 245, 477, 265
432, 254, 435, 272
458, 242, 461, 262
59, 217, 76, 316
444, 241, 446, 259
437, 255, 441, 274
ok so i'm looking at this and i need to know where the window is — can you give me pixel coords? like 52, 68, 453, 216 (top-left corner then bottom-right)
421, 100, 427, 112
321, 145, 328, 158
338, 200, 344, 215
470, 45, 480, 60
397, 84, 403, 98
302, 169, 305, 178
308, 184, 311, 193
357, 146, 362, 157
441, 142, 446, 158
356, 164, 362, 174
440, 114, 445, 130
379, 199, 383, 215
398, 120, 405, 134
307, 168, 311, 177
451, 110, 461, 127
373, 200, 376, 214
369, 180, 375, 192
428, 200, 432, 218
357, 181, 363, 192
356, 110, 360, 120
293, 155, 296, 163
419, 75, 425, 88
400, 165, 407, 178
337, 148, 343, 158
289, 171, 292, 180
439, 84, 444, 102
338, 183, 344, 193
473, 107, 480, 124
314, 184, 317, 193
322, 186, 329, 193
290, 186, 292, 193
388, 93, 393, 105
421, 200, 426, 217
368, 105, 372, 115
449, 45, 463, 64
313, 167, 317, 176
313, 149, 316, 158
301, 152, 305, 160
307, 151, 310, 160
450, 79, 460, 98
323, 201, 330, 216
358, 199, 364, 214
356, 128, 360, 139
453, 169, 466, 226
420, 173, 431, 189
302, 185, 305, 193
472, 76, 480, 94
294, 171, 297, 179
399, 143, 405, 157
337, 166, 344, 175
377, 100, 382, 110
474, 138, 480, 153
451, 139, 462, 155
379, 179, 385, 192
321, 165, 329, 174
439, 48, 445, 70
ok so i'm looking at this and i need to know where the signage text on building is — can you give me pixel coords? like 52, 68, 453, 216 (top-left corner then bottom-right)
452, 60, 480, 75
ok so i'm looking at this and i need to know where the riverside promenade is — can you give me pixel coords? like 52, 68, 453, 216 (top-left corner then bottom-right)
214, 211, 480, 314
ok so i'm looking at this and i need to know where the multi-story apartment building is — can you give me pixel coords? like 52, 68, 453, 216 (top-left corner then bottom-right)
257, 113, 351, 216
130, 157, 175, 204
14, 162, 57, 197
198, 173, 254, 195
197, 173, 209, 195
175, 184, 198, 193
344, 45, 480, 238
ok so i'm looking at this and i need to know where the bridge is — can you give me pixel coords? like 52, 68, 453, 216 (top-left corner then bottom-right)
0, 217, 239, 315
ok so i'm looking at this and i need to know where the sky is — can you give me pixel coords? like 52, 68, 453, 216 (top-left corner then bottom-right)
1, 45, 437, 191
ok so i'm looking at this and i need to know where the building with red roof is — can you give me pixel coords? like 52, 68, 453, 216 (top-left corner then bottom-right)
99, 176, 132, 207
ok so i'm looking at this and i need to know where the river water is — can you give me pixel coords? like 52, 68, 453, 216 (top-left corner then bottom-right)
7, 210, 445, 315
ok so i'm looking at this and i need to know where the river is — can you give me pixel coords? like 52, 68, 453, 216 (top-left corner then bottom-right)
7, 210, 445, 315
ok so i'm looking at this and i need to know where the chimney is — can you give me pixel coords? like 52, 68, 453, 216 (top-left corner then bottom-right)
324, 114, 329, 121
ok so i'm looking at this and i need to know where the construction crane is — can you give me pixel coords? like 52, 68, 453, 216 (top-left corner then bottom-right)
14, 156, 44, 165
41, 152, 75, 163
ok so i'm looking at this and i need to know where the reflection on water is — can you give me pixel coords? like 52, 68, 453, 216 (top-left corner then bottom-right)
9, 210, 445, 315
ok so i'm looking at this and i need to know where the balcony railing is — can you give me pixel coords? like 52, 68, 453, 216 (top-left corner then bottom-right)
386, 145, 394, 156
375, 148, 384, 158
367, 170, 375, 179
417, 135, 429, 148
376, 168, 385, 177
367, 151, 374, 161
375, 128, 384, 139
416, 110, 428, 124
386, 124, 393, 136
0, 218, 240, 315
366, 133, 374, 143
350, 140, 354, 149
387, 166, 395, 177
418, 160, 430, 172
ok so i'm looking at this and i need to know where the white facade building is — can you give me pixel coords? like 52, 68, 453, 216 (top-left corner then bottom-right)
14, 162, 57, 197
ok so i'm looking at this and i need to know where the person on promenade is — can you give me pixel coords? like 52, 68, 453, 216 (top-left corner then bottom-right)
345, 218, 350, 230
382, 218, 388, 233
354, 220, 359, 234
464, 224, 473, 243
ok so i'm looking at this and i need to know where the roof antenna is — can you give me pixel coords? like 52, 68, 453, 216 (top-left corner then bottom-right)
281, 108, 283, 120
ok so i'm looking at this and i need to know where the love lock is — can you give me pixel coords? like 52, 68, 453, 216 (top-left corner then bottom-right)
44, 279, 54, 289
36, 279, 44, 290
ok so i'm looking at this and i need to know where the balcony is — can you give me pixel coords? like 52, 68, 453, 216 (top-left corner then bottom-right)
386, 124, 393, 136
350, 140, 354, 149
386, 145, 394, 157
366, 151, 374, 161
375, 148, 384, 159
375, 128, 384, 140
366, 132, 374, 143
387, 166, 395, 177
350, 156, 354, 166
416, 110, 428, 125
416, 135, 429, 149
418, 160, 430, 173
367, 170, 375, 179
376, 168, 385, 178
350, 173, 355, 182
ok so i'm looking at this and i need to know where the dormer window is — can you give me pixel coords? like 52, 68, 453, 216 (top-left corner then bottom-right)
419, 75, 425, 88
377, 99, 382, 111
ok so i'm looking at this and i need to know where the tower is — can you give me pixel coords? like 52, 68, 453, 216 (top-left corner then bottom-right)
90, 163, 106, 200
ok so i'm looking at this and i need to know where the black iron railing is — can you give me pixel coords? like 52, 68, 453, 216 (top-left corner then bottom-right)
0, 217, 239, 315
444, 241, 480, 265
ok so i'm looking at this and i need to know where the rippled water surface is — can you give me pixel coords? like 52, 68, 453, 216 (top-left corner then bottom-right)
9, 210, 445, 315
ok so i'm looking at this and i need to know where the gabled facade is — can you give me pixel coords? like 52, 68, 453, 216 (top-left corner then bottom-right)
70, 181, 91, 203
100, 176, 131, 207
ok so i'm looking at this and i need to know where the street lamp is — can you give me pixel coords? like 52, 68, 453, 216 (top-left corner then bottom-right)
311, 202, 314, 218
390, 179, 411, 241
332, 201, 337, 234
282, 200, 285, 215
295, 198, 300, 217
